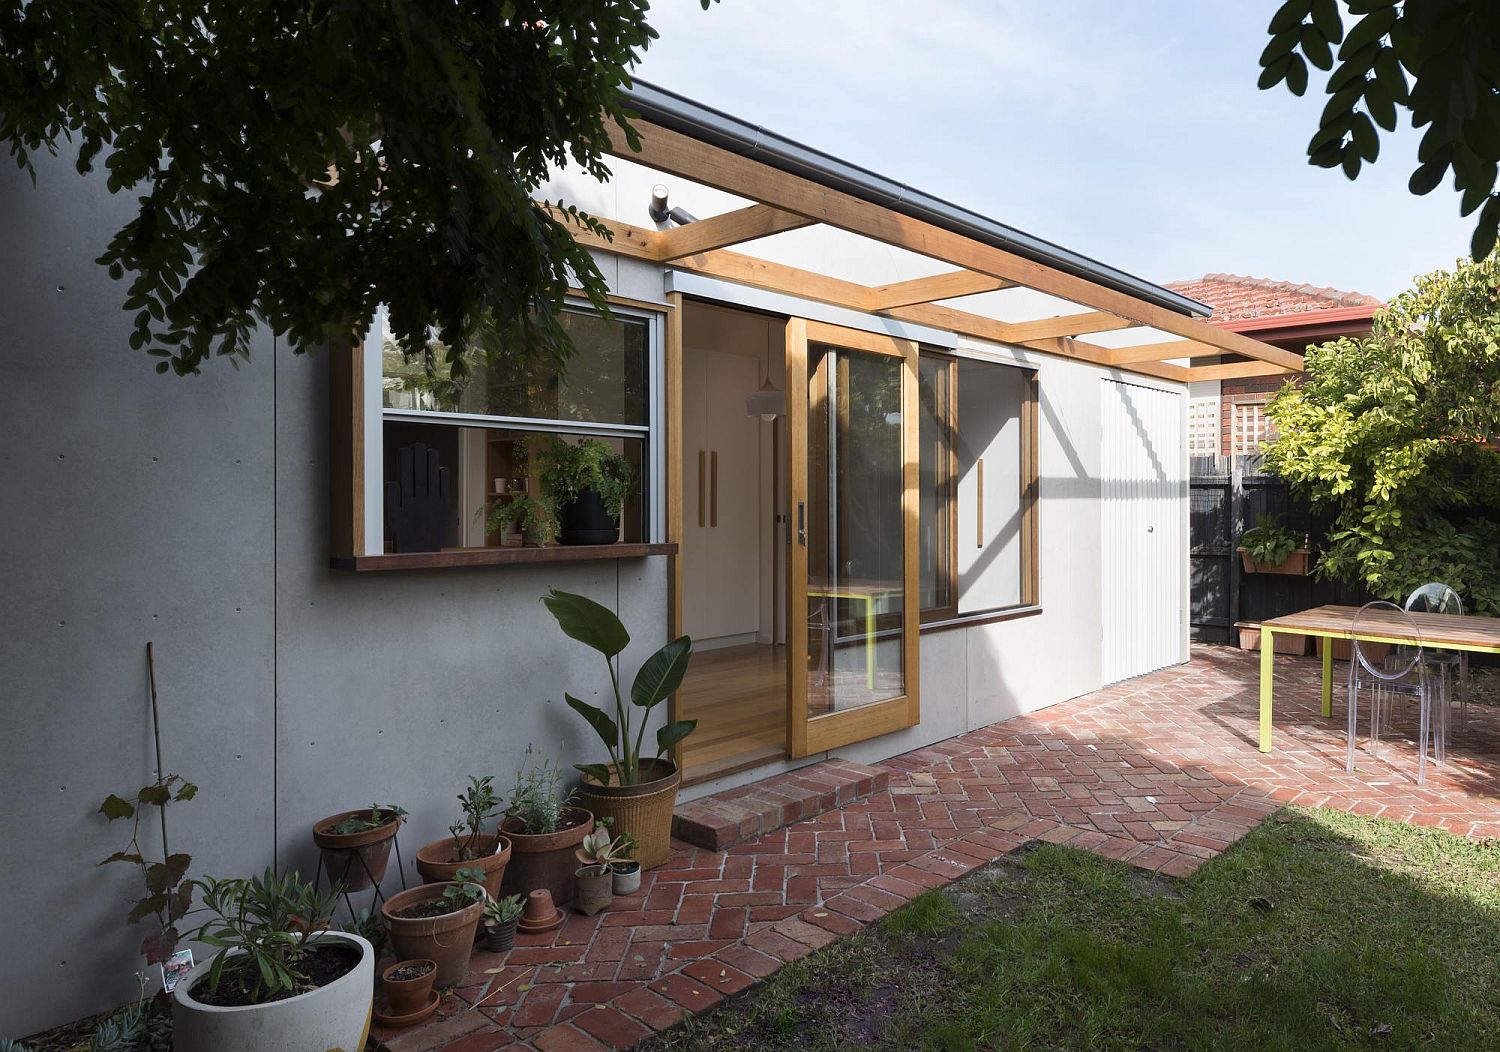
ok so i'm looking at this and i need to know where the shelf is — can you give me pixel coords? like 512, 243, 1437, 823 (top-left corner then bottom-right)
331, 542, 676, 572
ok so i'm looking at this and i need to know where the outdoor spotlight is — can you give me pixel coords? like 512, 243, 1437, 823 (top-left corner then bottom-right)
649, 184, 671, 224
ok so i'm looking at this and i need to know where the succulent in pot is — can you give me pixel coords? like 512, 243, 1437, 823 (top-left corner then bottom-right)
312, 803, 406, 892
573, 825, 632, 916
610, 840, 642, 896
381, 867, 488, 987
415, 775, 512, 897
543, 588, 696, 870
172, 869, 374, 1052
499, 748, 594, 906
482, 893, 525, 952
540, 438, 636, 545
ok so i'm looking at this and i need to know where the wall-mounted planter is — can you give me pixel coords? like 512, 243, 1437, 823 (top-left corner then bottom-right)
1238, 548, 1310, 576
1235, 622, 1309, 655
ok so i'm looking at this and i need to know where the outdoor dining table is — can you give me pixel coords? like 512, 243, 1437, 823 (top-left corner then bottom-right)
1257, 604, 1500, 752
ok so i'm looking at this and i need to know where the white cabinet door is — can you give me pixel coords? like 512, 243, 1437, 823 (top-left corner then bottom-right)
682, 349, 763, 644
1100, 380, 1187, 683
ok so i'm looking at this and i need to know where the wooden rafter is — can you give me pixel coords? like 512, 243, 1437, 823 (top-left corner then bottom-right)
605, 121, 1303, 373
1105, 340, 1220, 365
862, 270, 1013, 311
655, 203, 814, 261
997, 311, 1137, 342
1186, 361, 1297, 382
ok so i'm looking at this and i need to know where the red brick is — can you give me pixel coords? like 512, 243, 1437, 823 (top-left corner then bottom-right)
681, 958, 757, 994
530, 1023, 609, 1052
715, 944, 782, 979
612, 986, 685, 1031
571, 1006, 651, 1049
650, 971, 726, 1013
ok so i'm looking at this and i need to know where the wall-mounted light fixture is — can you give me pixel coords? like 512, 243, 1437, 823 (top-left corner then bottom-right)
746, 319, 786, 421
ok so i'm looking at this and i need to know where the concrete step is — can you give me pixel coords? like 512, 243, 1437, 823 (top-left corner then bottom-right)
672, 759, 893, 852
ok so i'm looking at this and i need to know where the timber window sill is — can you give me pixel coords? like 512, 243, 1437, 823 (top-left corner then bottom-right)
331, 542, 676, 572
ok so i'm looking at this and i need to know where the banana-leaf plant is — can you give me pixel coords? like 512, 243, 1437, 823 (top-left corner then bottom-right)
542, 588, 696, 786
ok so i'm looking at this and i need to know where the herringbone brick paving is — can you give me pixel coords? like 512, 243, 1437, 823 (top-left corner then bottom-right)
375, 645, 1500, 1051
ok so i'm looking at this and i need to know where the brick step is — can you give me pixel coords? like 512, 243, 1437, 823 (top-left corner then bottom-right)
672, 759, 893, 851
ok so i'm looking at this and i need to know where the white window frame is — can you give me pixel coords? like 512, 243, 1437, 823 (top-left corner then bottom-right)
359, 298, 666, 556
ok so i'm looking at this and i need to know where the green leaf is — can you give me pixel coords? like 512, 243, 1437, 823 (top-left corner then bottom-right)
144, 853, 192, 894
1301, 25, 1333, 71
1409, 157, 1448, 195
127, 893, 169, 924
98, 794, 135, 821
98, 850, 144, 867
655, 720, 698, 756
565, 693, 619, 750
137, 784, 170, 806
174, 781, 198, 802
1309, 0, 1343, 43
574, 763, 614, 786
542, 589, 629, 658
1286, 55, 1310, 96
630, 636, 693, 710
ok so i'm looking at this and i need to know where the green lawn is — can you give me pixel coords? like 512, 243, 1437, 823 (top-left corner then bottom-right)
642, 809, 1500, 1051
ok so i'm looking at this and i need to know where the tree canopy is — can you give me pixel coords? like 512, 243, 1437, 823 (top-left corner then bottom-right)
1264, 253, 1500, 612
1259, 0, 1500, 258
0, 2, 701, 377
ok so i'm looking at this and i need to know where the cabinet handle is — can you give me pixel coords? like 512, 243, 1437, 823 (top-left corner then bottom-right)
698, 450, 706, 527
976, 457, 985, 548
797, 501, 806, 545
710, 450, 719, 528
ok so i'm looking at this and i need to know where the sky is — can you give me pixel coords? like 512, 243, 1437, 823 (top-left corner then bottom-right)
633, 0, 1473, 301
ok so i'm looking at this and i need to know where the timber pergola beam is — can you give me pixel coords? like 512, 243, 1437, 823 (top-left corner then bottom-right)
862, 270, 1014, 311
1105, 340, 1221, 365
604, 120, 1303, 374
655, 203, 814, 261
998, 311, 1138, 342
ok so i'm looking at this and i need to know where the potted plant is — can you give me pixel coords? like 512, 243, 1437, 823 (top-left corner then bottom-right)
574, 825, 632, 915
499, 749, 594, 906
311, 803, 406, 892
482, 893, 524, 952
379, 958, 436, 1016
610, 835, 642, 895
1234, 621, 1310, 655
171, 869, 374, 1052
543, 588, 696, 870
540, 437, 636, 545
415, 776, 512, 897
380, 867, 488, 987
1238, 515, 1310, 575
482, 492, 557, 547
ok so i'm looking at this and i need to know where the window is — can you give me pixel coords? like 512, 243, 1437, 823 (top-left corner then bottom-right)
917, 352, 1038, 623
1231, 400, 1272, 456
373, 301, 660, 554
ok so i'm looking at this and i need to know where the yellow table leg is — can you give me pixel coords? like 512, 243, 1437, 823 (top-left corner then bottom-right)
864, 596, 876, 689
1259, 627, 1275, 753
1321, 635, 1333, 717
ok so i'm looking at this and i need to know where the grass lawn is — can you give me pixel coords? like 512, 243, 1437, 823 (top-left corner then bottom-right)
641, 808, 1500, 1051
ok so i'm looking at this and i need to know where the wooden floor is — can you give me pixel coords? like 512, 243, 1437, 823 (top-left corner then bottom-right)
681, 643, 788, 784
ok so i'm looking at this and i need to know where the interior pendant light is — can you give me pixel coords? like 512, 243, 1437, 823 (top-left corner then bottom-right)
745, 319, 787, 421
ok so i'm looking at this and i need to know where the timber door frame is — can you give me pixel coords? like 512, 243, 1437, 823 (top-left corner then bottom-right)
787, 318, 921, 758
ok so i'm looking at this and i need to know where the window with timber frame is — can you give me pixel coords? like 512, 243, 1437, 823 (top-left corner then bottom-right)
917, 351, 1038, 624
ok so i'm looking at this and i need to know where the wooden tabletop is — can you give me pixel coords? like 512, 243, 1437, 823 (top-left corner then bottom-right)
1263, 604, 1500, 652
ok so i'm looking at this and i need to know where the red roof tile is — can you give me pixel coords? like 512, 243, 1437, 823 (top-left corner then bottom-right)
1164, 273, 1382, 323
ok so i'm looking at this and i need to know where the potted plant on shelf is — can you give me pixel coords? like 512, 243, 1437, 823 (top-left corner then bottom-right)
380, 867, 488, 987
415, 776, 512, 897
482, 491, 557, 547
573, 825, 633, 914
1238, 516, 1310, 575
171, 869, 374, 1052
311, 803, 406, 892
540, 437, 636, 545
543, 588, 696, 871
482, 893, 524, 952
499, 749, 594, 906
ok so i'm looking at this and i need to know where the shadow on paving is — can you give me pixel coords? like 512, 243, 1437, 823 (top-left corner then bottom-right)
638, 807, 1500, 1052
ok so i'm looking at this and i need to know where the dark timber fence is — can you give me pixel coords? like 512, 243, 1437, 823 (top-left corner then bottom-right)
1190, 455, 1376, 646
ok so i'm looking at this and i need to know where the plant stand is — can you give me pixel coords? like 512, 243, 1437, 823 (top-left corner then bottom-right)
314, 830, 408, 921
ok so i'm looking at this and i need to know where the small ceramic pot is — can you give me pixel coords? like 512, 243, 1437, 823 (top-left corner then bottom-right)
380, 959, 435, 1016
574, 866, 613, 916
611, 861, 642, 896
485, 917, 519, 953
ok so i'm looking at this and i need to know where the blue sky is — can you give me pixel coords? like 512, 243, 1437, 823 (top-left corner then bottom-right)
634, 1, 1472, 300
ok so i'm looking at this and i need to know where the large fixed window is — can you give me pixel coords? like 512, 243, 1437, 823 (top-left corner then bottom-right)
917, 352, 1038, 623
374, 301, 661, 554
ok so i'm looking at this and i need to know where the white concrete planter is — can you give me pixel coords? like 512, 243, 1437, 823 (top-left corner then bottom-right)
172, 931, 374, 1052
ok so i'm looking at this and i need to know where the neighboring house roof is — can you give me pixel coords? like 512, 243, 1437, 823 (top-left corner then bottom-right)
1164, 273, 1383, 345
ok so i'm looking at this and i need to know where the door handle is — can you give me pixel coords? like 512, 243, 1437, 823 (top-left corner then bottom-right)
797, 501, 806, 545
710, 450, 719, 528
697, 450, 706, 528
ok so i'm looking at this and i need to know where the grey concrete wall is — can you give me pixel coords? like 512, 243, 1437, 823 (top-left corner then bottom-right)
0, 151, 666, 1039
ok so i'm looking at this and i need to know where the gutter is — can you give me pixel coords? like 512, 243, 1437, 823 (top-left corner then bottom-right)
621, 79, 1212, 320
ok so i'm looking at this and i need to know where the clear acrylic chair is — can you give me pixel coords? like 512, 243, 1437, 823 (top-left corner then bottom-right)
1404, 582, 1468, 736
1346, 600, 1437, 785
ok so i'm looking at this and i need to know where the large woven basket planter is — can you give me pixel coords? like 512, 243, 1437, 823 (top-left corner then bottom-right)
575, 759, 681, 871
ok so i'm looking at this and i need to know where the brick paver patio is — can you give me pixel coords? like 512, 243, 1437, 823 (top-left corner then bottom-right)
373, 646, 1500, 1051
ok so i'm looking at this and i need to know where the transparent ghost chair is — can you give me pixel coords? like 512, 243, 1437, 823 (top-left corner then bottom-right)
1346, 601, 1437, 785
1404, 582, 1467, 740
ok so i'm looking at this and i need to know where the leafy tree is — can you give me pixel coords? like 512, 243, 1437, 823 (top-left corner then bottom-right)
0, 2, 706, 377
1264, 253, 1500, 612
1258, 0, 1500, 258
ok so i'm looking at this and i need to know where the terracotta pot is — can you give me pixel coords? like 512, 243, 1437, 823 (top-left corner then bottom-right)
1235, 623, 1309, 655
1317, 635, 1392, 664
415, 833, 512, 898
380, 959, 435, 1016
575, 759, 680, 871
611, 861, 642, 896
485, 917, 519, 953
312, 809, 404, 892
1239, 548, 1311, 576
574, 866, 613, 916
500, 806, 594, 906
381, 883, 485, 988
